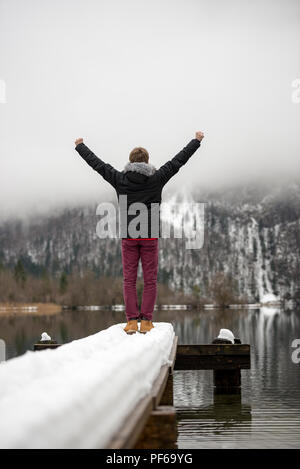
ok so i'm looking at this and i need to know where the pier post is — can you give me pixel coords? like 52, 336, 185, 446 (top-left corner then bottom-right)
212, 338, 242, 395
213, 368, 241, 394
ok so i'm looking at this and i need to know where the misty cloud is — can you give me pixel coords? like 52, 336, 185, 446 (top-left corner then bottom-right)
0, 0, 300, 219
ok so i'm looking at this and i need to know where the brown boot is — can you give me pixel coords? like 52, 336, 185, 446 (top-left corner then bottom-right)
140, 320, 154, 334
124, 320, 138, 335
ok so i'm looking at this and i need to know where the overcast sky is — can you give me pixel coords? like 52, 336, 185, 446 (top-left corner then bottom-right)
0, 0, 300, 218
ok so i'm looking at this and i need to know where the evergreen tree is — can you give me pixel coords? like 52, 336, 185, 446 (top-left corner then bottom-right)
14, 259, 26, 287
253, 238, 257, 261
59, 271, 68, 294
192, 284, 201, 302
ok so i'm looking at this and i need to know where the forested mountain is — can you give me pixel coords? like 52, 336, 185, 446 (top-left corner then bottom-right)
1, 181, 300, 303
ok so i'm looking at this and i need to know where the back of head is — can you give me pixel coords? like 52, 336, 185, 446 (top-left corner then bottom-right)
129, 147, 149, 164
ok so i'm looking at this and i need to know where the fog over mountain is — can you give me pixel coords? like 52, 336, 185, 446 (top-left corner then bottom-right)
1, 181, 300, 303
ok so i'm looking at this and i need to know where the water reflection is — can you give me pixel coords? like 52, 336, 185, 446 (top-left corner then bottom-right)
172, 308, 300, 448
0, 307, 299, 448
177, 395, 251, 442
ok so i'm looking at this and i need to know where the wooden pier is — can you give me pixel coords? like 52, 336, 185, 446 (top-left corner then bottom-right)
34, 335, 251, 449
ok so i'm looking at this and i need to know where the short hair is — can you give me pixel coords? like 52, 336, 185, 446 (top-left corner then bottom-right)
129, 147, 149, 163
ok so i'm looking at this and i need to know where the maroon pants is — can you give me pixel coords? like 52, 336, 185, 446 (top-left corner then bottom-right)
121, 238, 159, 321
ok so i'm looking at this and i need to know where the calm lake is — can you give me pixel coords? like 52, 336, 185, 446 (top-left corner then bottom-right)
0, 307, 299, 449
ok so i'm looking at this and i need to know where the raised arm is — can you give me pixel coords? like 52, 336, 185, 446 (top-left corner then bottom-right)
155, 131, 204, 186
74, 138, 120, 189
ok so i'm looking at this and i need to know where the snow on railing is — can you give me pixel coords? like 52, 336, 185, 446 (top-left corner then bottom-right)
0, 323, 174, 449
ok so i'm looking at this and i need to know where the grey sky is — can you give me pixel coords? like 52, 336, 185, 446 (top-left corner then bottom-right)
0, 0, 300, 218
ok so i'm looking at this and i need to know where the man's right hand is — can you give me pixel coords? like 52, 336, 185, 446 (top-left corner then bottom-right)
195, 131, 204, 142
75, 138, 83, 146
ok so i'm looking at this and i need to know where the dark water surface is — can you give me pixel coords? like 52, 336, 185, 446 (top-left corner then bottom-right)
0, 307, 299, 448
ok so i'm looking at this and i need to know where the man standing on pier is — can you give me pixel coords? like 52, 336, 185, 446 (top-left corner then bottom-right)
75, 131, 204, 334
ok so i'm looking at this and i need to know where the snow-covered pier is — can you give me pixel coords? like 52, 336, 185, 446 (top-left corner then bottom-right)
0, 324, 251, 449
0, 323, 177, 449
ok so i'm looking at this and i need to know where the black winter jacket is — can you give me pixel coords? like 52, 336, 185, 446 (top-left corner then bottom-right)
75, 139, 201, 238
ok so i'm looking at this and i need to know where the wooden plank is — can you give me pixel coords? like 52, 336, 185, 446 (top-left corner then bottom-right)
168, 336, 178, 374
34, 344, 61, 351
108, 336, 178, 448
109, 395, 153, 449
177, 344, 250, 356
151, 336, 178, 408
160, 374, 174, 406
175, 355, 250, 370
175, 344, 250, 370
151, 364, 170, 409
